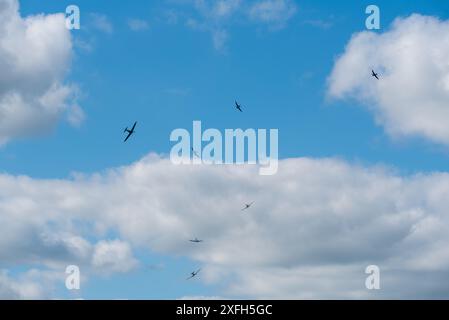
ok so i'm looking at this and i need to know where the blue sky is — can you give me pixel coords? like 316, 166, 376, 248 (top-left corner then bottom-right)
4, 0, 449, 179
2, 0, 449, 299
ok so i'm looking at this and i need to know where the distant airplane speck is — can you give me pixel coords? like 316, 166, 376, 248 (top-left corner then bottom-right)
186, 268, 201, 280
371, 69, 379, 80
235, 100, 243, 112
191, 148, 200, 158
241, 201, 254, 211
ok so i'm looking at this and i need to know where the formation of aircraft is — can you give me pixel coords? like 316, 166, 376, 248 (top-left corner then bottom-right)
123, 121, 137, 142
121, 73, 387, 279
122, 100, 248, 144
121, 102, 258, 280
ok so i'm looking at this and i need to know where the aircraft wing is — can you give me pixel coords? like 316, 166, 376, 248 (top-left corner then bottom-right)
124, 131, 133, 142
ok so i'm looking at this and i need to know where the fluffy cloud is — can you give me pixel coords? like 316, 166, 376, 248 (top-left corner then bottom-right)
328, 14, 449, 146
0, 0, 83, 144
0, 269, 56, 299
92, 240, 138, 274
0, 272, 37, 299
1, 154, 449, 298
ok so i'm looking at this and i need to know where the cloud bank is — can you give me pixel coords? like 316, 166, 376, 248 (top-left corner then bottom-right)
1, 154, 449, 298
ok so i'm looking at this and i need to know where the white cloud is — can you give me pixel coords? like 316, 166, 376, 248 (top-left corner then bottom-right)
249, 0, 297, 27
92, 240, 139, 274
2, 154, 449, 298
194, 0, 241, 20
328, 14, 449, 146
128, 18, 149, 31
0, 269, 55, 299
67, 103, 85, 127
0, 0, 83, 144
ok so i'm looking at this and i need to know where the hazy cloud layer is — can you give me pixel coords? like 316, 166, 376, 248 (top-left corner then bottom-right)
183, 0, 297, 51
89, 13, 113, 34
249, 0, 297, 27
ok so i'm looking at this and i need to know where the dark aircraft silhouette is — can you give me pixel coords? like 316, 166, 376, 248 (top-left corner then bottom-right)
241, 201, 254, 211
189, 238, 203, 243
191, 148, 200, 158
371, 70, 379, 80
124, 121, 137, 142
235, 100, 243, 112
187, 269, 201, 280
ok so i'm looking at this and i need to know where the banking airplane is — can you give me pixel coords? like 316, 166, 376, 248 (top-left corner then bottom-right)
241, 201, 254, 211
123, 121, 137, 142
187, 269, 201, 280
235, 100, 243, 112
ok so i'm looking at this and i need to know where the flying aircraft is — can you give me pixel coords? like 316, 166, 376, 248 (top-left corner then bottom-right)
235, 100, 243, 112
241, 201, 254, 211
124, 121, 137, 142
191, 148, 200, 158
371, 69, 379, 80
187, 269, 201, 280
189, 238, 203, 243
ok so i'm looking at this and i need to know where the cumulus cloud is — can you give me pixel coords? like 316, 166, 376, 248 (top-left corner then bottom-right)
327, 14, 449, 146
92, 240, 139, 274
0, 0, 83, 144
0, 269, 56, 299
1, 154, 449, 298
